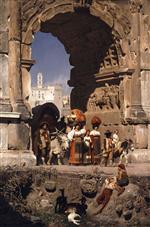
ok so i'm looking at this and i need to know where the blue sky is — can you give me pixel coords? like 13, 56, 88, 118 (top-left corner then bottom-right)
30, 32, 72, 94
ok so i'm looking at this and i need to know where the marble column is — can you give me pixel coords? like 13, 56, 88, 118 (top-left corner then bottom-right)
130, 6, 146, 119
0, 0, 11, 112
21, 58, 35, 114
8, 0, 28, 115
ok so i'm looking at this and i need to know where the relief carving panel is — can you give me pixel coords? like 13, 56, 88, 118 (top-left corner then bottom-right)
87, 84, 120, 112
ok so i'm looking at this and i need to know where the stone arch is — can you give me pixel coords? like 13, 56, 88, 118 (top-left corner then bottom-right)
21, 0, 131, 112
1, 0, 150, 165
21, 1, 130, 44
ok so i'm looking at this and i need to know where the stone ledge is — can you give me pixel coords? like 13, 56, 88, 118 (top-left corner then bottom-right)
0, 112, 21, 119
33, 164, 150, 177
126, 117, 150, 124
0, 150, 36, 167
128, 149, 150, 163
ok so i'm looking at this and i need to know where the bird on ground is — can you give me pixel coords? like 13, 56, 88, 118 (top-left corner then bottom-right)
65, 207, 81, 226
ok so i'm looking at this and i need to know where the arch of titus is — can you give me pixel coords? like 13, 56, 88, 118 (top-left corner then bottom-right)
0, 0, 150, 165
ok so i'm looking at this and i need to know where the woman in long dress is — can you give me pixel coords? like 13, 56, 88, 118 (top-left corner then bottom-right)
69, 123, 83, 164
83, 130, 92, 164
90, 116, 102, 164
90, 125, 101, 164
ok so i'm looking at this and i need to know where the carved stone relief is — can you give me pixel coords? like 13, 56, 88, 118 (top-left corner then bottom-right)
99, 43, 121, 72
129, 0, 143, 14
87, 83, 120, 112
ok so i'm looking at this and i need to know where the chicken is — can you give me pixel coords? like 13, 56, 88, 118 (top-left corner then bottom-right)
66, 207, 81, 226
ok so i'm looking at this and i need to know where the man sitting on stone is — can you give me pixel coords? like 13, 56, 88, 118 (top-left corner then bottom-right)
91, 165, 129, 215
94, 177, 115, 215
114, 164, 129, 196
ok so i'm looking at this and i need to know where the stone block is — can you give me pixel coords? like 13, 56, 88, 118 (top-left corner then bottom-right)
0, 100, 12, 112
0, 32, 8, 53
8, 122, 30, 150
141, 70, 150, 117
0, 54, 9, 97
148, 125, 150, 149
0, 123, 8, 150
133, 125, 148, 149
128, 149, 150, 163
0, 0, 9, 31
86, 111, 121, 129
0, 150, 36, 166
9, 0, 21, 41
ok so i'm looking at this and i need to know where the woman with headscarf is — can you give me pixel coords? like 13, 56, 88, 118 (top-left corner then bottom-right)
69, 122, 83, 164
83, 129, 92, 163
90, 116, 101, 164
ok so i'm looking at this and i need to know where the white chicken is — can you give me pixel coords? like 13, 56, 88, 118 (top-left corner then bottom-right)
66, 207, 81, 226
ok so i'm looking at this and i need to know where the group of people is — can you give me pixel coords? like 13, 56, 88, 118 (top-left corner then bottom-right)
35, 115, 132, 166
67, 122, 101, 165
67, 123, 129, 166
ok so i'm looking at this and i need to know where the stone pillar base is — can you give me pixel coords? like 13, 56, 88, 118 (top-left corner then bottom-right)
130, 105, 146, 118
0, 150, 36, 167
0, 99, 12, 112
128, 149, 150, 163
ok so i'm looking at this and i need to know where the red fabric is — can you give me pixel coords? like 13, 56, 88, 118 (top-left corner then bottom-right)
91, 116, 101, 125
69, 140, 76, 164
96, 188, 113, 212
71, 109, 86, 122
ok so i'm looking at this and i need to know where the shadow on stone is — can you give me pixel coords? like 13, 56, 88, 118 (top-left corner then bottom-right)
0, 196, 45, 227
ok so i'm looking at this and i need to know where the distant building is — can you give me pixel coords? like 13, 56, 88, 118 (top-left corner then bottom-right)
62, 95, 71, 116
30, 73, 63, 115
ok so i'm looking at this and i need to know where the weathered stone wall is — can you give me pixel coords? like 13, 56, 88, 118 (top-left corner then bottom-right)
20, 0, 132, 113
0, 166, 150, 226
0, 0, 150, 164
0, 0, 31, 159
0, 0, 11, 112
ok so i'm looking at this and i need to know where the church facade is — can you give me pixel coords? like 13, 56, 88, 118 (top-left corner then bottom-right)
30, 73, 63, 115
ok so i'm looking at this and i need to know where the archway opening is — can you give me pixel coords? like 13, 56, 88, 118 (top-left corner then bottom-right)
28, 9, 121, 114
39, 10, 120, 112
30, 32, 72, 115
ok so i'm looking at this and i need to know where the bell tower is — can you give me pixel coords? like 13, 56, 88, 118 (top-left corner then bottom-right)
37, 72, 43, 88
